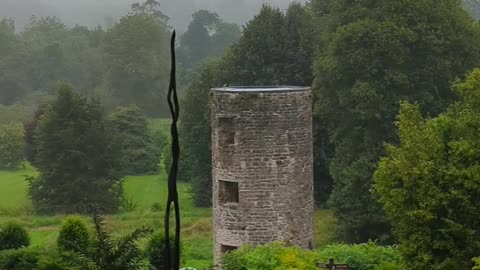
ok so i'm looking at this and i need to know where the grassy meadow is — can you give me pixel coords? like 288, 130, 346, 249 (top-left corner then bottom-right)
0, 119, 337, 268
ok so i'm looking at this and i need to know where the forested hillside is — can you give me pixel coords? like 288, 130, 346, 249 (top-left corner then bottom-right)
0, 1, 240, 120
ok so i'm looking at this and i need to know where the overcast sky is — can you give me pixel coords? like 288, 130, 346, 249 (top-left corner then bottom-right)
0, 0, 307, 32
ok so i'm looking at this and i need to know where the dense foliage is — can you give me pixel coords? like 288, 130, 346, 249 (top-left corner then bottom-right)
177, 10, 241, 85
145, 231, 176, 270
23, 105, 47, 164
312, 0, 480, 242
375, 69, 480, 269
28, 85, 123, 214
0, 123, 24, 170
221, 242, 405, 270
103, 4, 170, 117
69, 208, 153, 270
0, 223, 30, 251
57, 216, 91, 253
317, 243, 405, 270
181, 3, 314, 206
0, 249, 38, 270
108, 106, 161, 175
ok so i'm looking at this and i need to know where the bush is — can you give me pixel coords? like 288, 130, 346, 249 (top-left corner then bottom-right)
0, 249, 38, 270
222, 242, 318, 270
317, 242, 405, 270
65, 208, 153, 269
146, 231, 176, 270
37, 253, 72, 270
0, 223, 30, 250
0, 122, 24, 169
151, 202, 163, 212
221, 242, 405, 270
473, 257, 480, 270
57, 216, 91, 253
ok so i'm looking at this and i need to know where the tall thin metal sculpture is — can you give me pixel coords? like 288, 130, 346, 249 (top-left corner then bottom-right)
165, 30, 181, 270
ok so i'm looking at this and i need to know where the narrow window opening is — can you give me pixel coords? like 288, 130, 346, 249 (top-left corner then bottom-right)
218, 117, 235, 144
221, 244, 238, 254
219, 180, 239, 204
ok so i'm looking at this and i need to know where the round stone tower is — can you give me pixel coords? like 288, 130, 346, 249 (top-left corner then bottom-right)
211, 86, 314, 265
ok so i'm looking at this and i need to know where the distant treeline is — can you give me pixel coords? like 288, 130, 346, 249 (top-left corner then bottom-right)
0, 0, 240, 120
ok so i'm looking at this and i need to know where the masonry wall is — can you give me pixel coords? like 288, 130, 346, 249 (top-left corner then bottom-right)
211, 89, 314, 266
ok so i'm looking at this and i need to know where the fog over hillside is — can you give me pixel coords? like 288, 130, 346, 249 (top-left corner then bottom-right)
0, 0, 307, 32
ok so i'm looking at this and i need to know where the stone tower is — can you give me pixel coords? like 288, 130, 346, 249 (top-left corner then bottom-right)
211, 86, 314, 265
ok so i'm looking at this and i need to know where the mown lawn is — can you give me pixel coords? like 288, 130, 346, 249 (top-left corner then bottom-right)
0, 165, 35, 214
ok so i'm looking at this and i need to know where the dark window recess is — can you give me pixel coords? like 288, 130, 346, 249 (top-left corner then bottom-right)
219, 180, 239, 203
218, 117, 235, 144
221, 244, 238, 254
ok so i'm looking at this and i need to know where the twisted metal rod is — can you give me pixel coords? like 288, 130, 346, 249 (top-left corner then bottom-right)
165, 30, 181, 270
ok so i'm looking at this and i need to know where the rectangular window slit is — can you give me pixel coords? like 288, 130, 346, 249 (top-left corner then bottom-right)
221, 244, 238, 254
218, 117, 235, 144
219, 180, 239, 204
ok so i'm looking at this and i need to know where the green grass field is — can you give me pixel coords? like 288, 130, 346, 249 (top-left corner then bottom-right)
0, 164, 214, 268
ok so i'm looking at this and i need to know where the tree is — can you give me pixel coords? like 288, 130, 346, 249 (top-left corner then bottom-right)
28, 84, 123, 214
181, 4, 315, 207
22, 16, 68, 93
23, 104, 47, 164
224, 5, 286, 85
177, 10, 241, 86
108, 106, 160, 175
313, 0, 480, 242
104, 12, 170, 116
375, 69, 480, 269
131, 0, 170, 25
180, 59, 228, 206
0, 123, 24, 170
0, 18, 27, 105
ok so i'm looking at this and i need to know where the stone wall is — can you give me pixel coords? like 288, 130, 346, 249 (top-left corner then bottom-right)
211, 88, 314, 266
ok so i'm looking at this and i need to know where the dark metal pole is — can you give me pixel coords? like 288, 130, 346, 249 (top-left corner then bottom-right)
165, 30, 181, 270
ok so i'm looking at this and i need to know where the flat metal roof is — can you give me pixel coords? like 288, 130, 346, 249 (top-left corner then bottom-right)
211, 86, 310, 93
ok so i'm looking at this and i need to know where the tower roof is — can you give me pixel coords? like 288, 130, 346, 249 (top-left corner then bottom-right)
211, 86, 310, 93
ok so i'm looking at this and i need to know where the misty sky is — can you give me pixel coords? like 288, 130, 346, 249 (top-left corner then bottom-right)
0, 0, 307, 32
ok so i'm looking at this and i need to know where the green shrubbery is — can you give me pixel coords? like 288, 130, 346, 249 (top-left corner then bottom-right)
0, 249, 38, 270
57, 216, 91, 253
146, 231, 176, 270
221, 242, 405, 270
222, 243, 318, 270
0, 249, 71, 270
317, 243, 405, 270
0, 222, 30, 250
